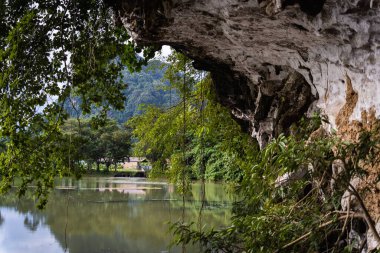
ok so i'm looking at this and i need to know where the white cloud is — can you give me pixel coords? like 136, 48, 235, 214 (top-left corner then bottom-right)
160, 45, 172, 57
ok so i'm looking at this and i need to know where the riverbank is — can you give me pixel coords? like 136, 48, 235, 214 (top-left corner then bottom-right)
84, 169, 147, 178
0, 177, 231, 253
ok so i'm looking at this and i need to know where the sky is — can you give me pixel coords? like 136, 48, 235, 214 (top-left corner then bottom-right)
154, 45, 172, 61
160, 45, 172, 57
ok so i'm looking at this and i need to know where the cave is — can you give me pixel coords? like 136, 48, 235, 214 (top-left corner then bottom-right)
108, 0, 379, 148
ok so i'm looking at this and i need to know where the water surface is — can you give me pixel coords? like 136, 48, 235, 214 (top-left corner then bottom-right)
0, 177, 231, 253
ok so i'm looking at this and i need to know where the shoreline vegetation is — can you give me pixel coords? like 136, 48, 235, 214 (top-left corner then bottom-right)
0, 2, 378, 251
85, 170, 147, 178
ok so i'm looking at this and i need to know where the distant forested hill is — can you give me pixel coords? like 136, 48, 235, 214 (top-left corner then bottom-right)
64, 59, 178, 123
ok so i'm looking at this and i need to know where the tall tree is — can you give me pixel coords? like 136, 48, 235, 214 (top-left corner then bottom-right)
61, 118, 131, 172
129, 53, 256, 182
0, 0, 154, 206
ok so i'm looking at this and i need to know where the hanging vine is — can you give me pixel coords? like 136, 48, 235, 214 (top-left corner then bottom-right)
198, 70, 207, 252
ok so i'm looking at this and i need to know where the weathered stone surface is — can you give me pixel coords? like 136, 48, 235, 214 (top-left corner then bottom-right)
367, 222, 380, 251
114, 0, 380, 145
113, 1, 380, 251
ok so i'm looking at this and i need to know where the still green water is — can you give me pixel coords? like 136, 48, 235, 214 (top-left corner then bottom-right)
0, 177, 231, 253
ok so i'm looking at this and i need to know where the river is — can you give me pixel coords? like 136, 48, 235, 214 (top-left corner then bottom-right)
0, 177, 231, 253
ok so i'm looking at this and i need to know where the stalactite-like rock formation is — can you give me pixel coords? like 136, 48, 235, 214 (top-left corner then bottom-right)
111, 0, 380, 250
111, 0, 379, 147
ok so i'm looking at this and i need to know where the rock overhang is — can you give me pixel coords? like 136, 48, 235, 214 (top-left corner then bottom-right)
111, 0, 380, 144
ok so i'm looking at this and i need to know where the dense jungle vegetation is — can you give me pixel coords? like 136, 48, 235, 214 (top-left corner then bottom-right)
64, 59, 178, 123
0, 1, 380, 252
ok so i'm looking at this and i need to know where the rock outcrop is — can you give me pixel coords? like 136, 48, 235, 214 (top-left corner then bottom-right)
111, 0, 380, 147
112, 0, 380, 250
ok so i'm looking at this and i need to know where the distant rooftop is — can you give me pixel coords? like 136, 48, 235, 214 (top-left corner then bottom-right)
128, 157, 147, 162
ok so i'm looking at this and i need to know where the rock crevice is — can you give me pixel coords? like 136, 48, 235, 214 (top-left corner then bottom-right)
114, 0, 380, 250
114, 0, 380, 144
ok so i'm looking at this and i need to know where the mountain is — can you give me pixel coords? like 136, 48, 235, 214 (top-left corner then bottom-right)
64, 59, 179, 123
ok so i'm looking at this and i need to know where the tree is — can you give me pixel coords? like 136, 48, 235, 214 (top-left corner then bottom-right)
0, 0, 155, 207
61, 118, 131, 172
171, 115, 380, 253
107, 129, 132, 170
129, 53, 256, 182
64, 59, 179, 123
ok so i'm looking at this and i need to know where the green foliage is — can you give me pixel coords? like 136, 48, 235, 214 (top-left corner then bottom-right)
0, 0, 155, 206
171, 117, 380, 252
116, 60, 179, 122
129, 53, 257, 184
64, 59, 179, 123
61, 118, 131, 172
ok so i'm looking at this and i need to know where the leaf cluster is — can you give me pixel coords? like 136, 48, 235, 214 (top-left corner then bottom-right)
128, 53, 257, 184
171, 117, 380, 252
0, 0, 153, 206
60, 118, 132, 171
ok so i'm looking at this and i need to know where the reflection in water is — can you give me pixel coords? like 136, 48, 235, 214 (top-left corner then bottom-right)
24, 213, 41, 232
0, 211, 4, 226
0, 208, 64, 253
0, 177, 231, 253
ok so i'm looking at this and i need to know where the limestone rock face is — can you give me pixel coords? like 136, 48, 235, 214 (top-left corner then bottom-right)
114, 0, 380, 146
113, 0, 380, 250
